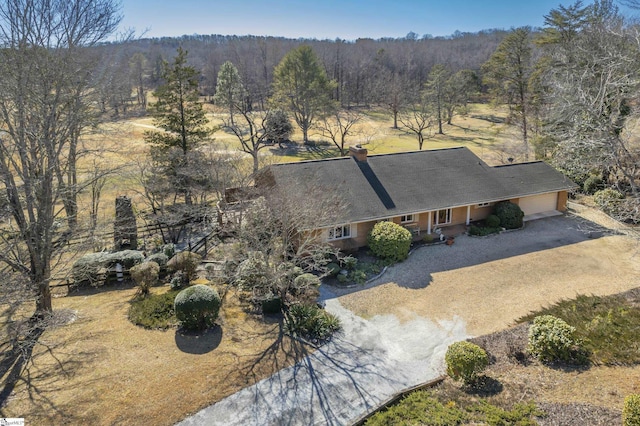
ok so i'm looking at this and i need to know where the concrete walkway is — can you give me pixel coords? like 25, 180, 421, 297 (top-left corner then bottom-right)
177, 287, 468, 426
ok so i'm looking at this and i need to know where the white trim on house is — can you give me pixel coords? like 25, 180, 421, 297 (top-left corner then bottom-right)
400, 214, 416, 223
433, 208, 452, 226
326, 223, 356, 241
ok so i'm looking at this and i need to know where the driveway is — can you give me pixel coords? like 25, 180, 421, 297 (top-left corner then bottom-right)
178, 214, 640, 425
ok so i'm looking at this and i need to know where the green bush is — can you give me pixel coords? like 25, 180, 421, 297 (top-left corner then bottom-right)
341, 255, 358, 270
167, 251, 202, 283
145, 253, 169, 268
284, 304, 341, 341
174, 284, 221, 331
468, 225, 501, 237
493, 201, 524, 229
623, 394, 640, 426
337, 273, 349, 284
593, 188, 624, 214
162, 243, 176, 259
293, 273, 321, 289
326, 262, 340, 276
130, 262, 160, 297
445, 341, 489, 385
108, 250, 145, 269
583, 175, 603, 194
234, 254, 268, 289
128, 290, 179, 329
367, 221, 412, 262
485, 214, 501, 228
528, 314, 588, 364
170, 271, 188, 290
72, 252, 111, 286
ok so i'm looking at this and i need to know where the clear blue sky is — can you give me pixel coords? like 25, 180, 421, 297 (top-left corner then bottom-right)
118, 0, 635, 40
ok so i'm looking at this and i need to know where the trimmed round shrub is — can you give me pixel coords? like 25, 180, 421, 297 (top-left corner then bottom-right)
145, 253, 169, 268
493, 201, 524, 229
326, 262, 340, 276
367, 221, 412, 262
528, 314, 587, 364
485, 214, 501, 228
170, 271, 188, 290
130, 262, 160, 297
174, 284, 221, 330
167, 251, 202, 283
593, 188, 624, 214
623, 394, 640, 426
445, 341, 489, 385
583, 175, 603, 194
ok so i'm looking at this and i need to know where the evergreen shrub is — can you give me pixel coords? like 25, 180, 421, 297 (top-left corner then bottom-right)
367, 221, 412, 262
174, 284, 221, 331
528, 314, 588, 364
623, 394, 640, 426
493, 201, 524, 229
445, 341, 489, 385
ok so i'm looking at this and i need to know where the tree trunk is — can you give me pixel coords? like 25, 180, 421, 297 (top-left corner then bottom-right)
36, 280, 52, 313
252, 152, 259, 174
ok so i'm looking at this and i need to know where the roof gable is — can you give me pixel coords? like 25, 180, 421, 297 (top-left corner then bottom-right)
263, 147, 575, 224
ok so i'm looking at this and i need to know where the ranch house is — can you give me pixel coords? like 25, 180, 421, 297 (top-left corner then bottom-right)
256, 145, 576, 251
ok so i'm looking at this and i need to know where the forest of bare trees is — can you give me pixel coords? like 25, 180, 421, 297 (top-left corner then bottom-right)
94, 28, 509, 117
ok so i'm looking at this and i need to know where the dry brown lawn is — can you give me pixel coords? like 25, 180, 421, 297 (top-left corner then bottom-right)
1, 286, 305, 425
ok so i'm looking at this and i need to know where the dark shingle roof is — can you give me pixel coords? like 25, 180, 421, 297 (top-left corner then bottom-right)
263, 147, 576, 224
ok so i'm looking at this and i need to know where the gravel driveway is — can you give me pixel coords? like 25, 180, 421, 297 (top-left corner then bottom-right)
337, 213, 640, 335
178, 213, 639, 425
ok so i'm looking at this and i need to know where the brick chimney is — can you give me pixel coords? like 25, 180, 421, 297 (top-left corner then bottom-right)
349, 145, 368, 162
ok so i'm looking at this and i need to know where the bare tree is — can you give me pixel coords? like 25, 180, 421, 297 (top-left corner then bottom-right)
231, 176, 345, 307
399, 98, 435, 150
315, 109, 365, 156
0, 0, 121, 314
224, 110, 272, 174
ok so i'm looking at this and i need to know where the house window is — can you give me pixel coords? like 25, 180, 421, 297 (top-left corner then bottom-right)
328, 224, 351, 241
433, 209, 451, 225
400, 214, 415, 223
477, 202, 491, 208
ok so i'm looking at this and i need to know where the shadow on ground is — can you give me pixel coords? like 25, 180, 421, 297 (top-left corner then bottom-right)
175, 326, 223, 354
331, 215, 613, 293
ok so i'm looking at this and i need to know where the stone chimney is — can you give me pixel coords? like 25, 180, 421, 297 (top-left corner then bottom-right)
114, 196, 137, 251
349, 145, 368, 162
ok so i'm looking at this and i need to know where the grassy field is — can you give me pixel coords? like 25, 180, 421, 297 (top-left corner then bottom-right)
73, 103, 519, 243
